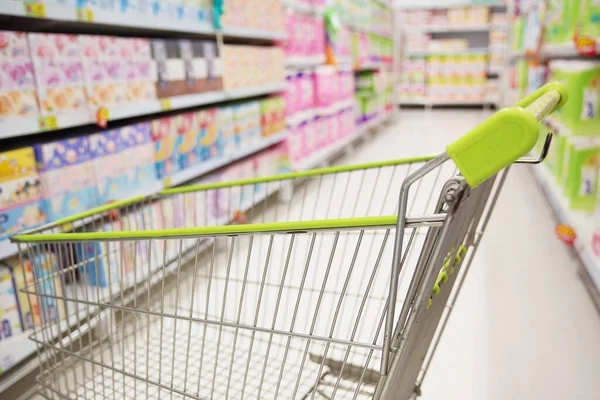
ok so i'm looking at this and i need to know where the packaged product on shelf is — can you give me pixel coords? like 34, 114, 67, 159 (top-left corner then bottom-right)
0, 148, 49, 240
151, 116, 179, 178
234, 101, 262, 148
176, 40, 222, 95
151, 39, 186, 99
221, 0, 283, 33
314, 66, 335, 107
80, 35, 127, 108
28, 33, 88, 116
218, 106, 238, 156
297, 69, 315, 111
31, 252, 66, 324
90, 128, 130, 204
195, 108, 221, 162
173, 112, 198, 170
260, 96, 285, 136
34, 137, 98, 220
121, 122, 159, 193
284, 119, 305, 164
0, 31, 39, 120
0, 267, 22, 339
561, 138, 600, 212
222, 45, 284, 89
356, 92, 379, 124
549, 60, 600, 135
1, 256, 41, 330
544, 0, 578, 45
581, 0, 600, 41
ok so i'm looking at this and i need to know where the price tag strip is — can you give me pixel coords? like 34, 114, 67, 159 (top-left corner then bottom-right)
38, 115, 58, 131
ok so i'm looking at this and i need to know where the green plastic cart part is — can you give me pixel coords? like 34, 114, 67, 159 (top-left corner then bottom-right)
427, 298, 432, 309
161, 155, 436, 195
12, 215, 398, 243
447, 82, 568, 188
432, 285, 440, 297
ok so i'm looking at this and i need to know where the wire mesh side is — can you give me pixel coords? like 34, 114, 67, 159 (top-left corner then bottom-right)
23, 223, 436, 400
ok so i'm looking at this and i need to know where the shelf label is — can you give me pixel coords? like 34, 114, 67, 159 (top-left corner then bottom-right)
23, 2, 46, 18
160, 99, 172, 111
575, 36, 597, 57
61, 223, 74, 233
38, 115, 58, 131
556, 224, 576, 246
76, 8, 95, 22
97, 107, 110, 128
162, 177, 172, 188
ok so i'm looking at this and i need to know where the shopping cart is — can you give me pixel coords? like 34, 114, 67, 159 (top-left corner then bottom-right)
11, 82, 566, 400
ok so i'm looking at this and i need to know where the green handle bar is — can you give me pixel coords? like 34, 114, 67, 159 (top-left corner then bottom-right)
446, 82, 569, 188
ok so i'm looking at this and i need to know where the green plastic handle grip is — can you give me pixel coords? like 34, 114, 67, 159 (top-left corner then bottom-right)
446, 82, 568, 188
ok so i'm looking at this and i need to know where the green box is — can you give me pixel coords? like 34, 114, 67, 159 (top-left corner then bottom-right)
562, 137, 600, 212
549, 60, 600, 136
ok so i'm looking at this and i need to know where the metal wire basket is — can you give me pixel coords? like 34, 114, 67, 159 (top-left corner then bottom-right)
11, 83, 567, 400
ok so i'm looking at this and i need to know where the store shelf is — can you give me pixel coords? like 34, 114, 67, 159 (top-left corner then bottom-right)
0, 131, 288, 263
531, 165, 600, 293
0, 1, 285, 40
398, 99, 495, 106
296, 112, 393, 170
408, 24, 507, 33
285, 55, 326, 68
407, 48, 489, 57
354, 61, 393, 71
0, 83, 287, 140
541, 42, 600, 59
284, 1, 322, 16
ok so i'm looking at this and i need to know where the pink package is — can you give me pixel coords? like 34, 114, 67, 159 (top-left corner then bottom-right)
302, 118, 317, 156
0, 31, 30, 60
0, 61, 39, 118
28, 33, 81, 59
306, 16, 318, 57
314, 18, 325, 57
34, 60, 87, 115
285, 72, 297, 116
284, 13, 297, 57
298, 70, 315, 111
314, 66, 334, 107
285, 123, 305, 164
79, 35, 119, 58
327, 112, 338, 144
293, 14, 305, 57
316, 115, 329, 149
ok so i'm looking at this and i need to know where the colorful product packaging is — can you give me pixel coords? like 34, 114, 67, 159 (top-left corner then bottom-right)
28, 33, 88, 116
34, 137, 98, 221
0, 257, 41, 331
0, 148, 49, 240
0, 267, 22, 339
151, 116, 179, 178
0, 31, 39, 120
195, 108, 222, 162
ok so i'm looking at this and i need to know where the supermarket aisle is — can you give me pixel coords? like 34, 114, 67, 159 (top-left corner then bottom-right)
341, 110, 600, 400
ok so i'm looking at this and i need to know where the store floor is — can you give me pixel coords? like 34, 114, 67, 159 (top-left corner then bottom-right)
337, 109, 600, 400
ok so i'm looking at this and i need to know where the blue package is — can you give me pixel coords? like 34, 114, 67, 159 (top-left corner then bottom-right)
32, 253, 65, 324
34, 137, 94, 172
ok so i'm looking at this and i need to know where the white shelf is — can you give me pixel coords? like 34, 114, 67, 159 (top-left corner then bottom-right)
284, 1, 323, 16
408, 24, 507, 33
355, 61, 393, 71
0, 83, 286, 139
407, 48, 489, 57
398, 99, 495, 106
541, 42, 600, 59
0, 1, 285, 40
285, 55, 326, 68
531, 165, 600, 292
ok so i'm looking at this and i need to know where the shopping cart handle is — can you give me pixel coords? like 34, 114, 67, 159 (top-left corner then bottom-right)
446, 82, 568, 187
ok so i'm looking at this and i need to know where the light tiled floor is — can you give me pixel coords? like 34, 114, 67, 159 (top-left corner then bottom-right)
340, 110, 600, 400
